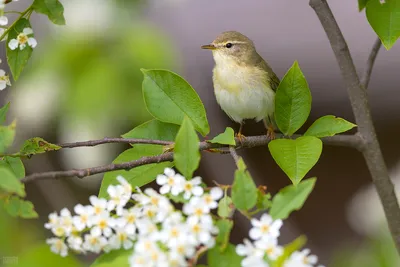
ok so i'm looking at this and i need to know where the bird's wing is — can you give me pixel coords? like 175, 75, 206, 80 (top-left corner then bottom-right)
256, 55, 280, 92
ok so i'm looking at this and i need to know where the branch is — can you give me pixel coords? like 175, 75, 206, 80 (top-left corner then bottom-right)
59, 137, 172, 148
229, 146, 240, 166
309, 0, 400, 253
20, 134, 362, 183
361, 37, 382, 89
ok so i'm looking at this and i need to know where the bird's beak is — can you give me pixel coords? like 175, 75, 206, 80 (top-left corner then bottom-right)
201, 44, 216, 50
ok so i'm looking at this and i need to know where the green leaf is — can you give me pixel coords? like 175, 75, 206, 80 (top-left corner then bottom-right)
99, 145, 173, 198
218, 195, 234, 218
275, 61, 312, 136
215, 219, 234, 252
122, 119, 180, 142
0, 167, 25, 197
32, 0, 66, 25
141, 69, 210, 136
6, 244, 82, 267
256, 190, 272, 211
19, 137, 61, 156
0, 102, 10, 125
0, 156, 25, 179
208, 243, 242, 267
270, 178, 316, 220
0, 122, 16, 153
304, 115, 356, 137
174, 116, 200, 179
207, 127, 236, 146
358, 0, 370, 11
231, 158, 258, 210
272, 236, 307, 267
366, 0, 400, 50
90, 249, 131, 267
3, 196, 38, 218
6, 18, 34, 80
268, 136, 322, 185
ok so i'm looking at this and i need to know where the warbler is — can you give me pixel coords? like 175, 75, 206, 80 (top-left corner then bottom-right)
201, 31, 279, 140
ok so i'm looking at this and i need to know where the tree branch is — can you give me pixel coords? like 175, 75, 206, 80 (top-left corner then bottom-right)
59, 137, 172, 148
361, 37, 382, 89
20, 134, 362, 183
309, 0, 400, 253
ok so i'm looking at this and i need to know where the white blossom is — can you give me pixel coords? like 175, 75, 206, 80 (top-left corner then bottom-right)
107, 184, 130, 212
284, 249, 323, 267
82, 232, 108, 253
249, 213, 282, 241
67, 235, 83, 252
182, 176, 204, 199
117, 175, 133, 197
8, 27, 37, 50
0, 16, 8, 26
91, 211, 114, 237
73, 204, 94, 231
89, 195, 108, 216
108, 225, 136, 250
0, 69, 11, 90
254, 238, 283, 260
47, 238, 68, 257
201, 187, 223, 209
156, 168, 185, 195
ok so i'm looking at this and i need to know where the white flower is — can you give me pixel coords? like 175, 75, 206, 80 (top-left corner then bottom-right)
107, 184, 130, 212
156, 168, 185, 195
82, 232, 108, 253
108, 226, 136, 250
44, 212, 59, 230
67, 236, 83, 252
284, 249, 322, 267
136, 218, 159, 239
166, 251, 188, 267
46, 238, 68, 257
249, 213, 282, 241
89, 195, 108, 216
116, 207, 141, 229
201, 187, 223, 209
0, 16, 8, 26
8, 27, 37, 50
0, 69, 11, 90
254, 238, 283, 260
186, 216, 217, 247
72, 204, 94, 231
182, 176, 204, 199
57, 208, 74, 236
162, 211, 183, 228
133, 188, 173, 222
236, 238, 265, 266
183, 197, 211, 223
91, 211, 114, 237
159, 223, 191, 248
117, 175, 132, 196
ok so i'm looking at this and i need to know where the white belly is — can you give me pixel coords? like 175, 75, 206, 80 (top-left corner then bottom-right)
213, 65, 275, 123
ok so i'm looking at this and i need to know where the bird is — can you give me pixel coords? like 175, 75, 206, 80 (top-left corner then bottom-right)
201, 31, 280, 141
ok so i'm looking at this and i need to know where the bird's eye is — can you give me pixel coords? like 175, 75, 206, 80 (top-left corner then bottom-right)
225, 43, 233, 48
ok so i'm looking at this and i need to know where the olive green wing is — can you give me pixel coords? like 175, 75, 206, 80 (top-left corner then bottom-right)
256, 55, 280, 92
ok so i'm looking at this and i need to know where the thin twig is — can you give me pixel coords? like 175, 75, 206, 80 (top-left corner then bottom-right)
361, 37, 382, 89
229, 146, 240, 166
309, 0, 400, 254
59, 137, 172, 148
20, 134, 362, 183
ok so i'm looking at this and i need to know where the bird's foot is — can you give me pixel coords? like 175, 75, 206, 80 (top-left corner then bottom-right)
235, 132, 246, 144
266, 125, 276, 140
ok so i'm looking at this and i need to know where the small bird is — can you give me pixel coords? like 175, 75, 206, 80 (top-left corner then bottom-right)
201, 31, 279, 140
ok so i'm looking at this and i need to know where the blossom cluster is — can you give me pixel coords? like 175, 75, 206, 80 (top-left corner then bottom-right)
236, 214, 324, 267
44, 168, 223, 267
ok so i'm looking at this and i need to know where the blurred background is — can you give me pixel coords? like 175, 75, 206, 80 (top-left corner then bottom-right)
0, 0, 400, 266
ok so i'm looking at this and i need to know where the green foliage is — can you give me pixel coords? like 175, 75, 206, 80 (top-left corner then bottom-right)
256, 190, 272, 211
272, 236, 307, 267
90, 249, 131, 267
366, 0, 400, 50
122, 119, 180, 142
268, 136, 322, 185
275, 61, 312, 136
358, 0, 370, 11
231, 158, 258, 211
207, 127, 236, 146
0, 167, 25, 197
5, 244, 82, 267
174, 117, 200, 179
304, 115, 356, 137
0, 102, 9, 125
6, 18, 34, 81
3, 196, 38, 218
32, 0, 66, 25
0, 121, 16, 153
141, 69, 210, 136
207, 243, 242, 267
99, 145, 173, 198
215, 219, 234, 252
270, 178, 316, 220
0, 156, 25, 179
19, 137, 61, 156
218, 195, 234, 218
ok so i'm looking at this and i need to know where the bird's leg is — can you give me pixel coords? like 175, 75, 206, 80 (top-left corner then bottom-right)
263, 118, 276, 140
236, 122, 246, 143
